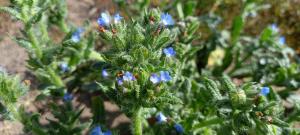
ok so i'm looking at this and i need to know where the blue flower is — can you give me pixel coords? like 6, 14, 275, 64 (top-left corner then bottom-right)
103, 130, 112, 135
174, 123, 184, 134
59, 63, 69, 72
102, 69, 109, 78
160, 71, 172, 82
150, 73, 161, 84
89, 126, 111, 135
123, 71, 135, 81
163, 47, 176, 57
117, 78, 123, 85
156, 112, 167, 123
271, 24, 279, 32
260, 87, 270, 96
113, 13, 123, 24
71, 28, 84, 43
161, 13, 174, 26
63, 93, 73, 102
97, 12, 111, 27
90, 126, 102, 135
279, 36, 285, 45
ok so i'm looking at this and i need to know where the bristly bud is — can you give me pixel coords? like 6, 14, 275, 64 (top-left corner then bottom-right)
203, 78, 222, 102
230, 90, 247, 108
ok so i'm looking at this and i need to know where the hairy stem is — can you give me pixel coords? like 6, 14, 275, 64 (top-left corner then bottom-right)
46, 66, 64, 87
133, 107, 143, 135
59, 20, 69, 33
28, 29, 43, 58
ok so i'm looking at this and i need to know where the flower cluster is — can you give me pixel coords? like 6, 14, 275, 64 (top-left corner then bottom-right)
150, 71, 172, 84
97, 12, 123, 27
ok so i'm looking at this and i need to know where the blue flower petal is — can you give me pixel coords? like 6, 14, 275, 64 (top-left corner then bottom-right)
113, 13, 123, 24
123, 71, 135, 81
102, 69, 109, 77
156, 112, 167, 123
89, 126, 102, 135
279, 36, 285, 45
174, 123, 184, 133
150, 73, 160, 84
103, 130, 112, 135
71, 28, 84, 43
260, 87, 270, 96
63, 93, 73, 102
163, 47, 176, 57
271, 24, 279, 32
161, 13, 174, 26
117, 78, 123, 85
97, 12, 111, 27
160, 71, 172, 82
60, 63, 69, 72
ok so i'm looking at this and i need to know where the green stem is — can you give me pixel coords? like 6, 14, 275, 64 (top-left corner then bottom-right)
39, 17, 50, 42
28, 29, 43, 58
133, 107, 143, 135
46, 66, 64, 87
59, 20, 69, 33
192, 117, 223, 130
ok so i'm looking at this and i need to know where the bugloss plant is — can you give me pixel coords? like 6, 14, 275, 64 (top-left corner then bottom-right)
0, 71, 28, 120
96, 9, 182, 134
0, 0, 103, 96
1, 0, 300, 135
166, 76, 288, 134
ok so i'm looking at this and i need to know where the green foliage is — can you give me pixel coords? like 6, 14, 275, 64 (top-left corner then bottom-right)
0, 72, 28, 120
20, 102, 87, 135
1, 0, 300, 135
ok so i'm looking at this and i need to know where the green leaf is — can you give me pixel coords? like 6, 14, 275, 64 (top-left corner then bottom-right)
183, 1, 197, 17
91, 96, 106, 124
0, 7, 21, 20
260, 28, 272, 41
231, 16, 244, 44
